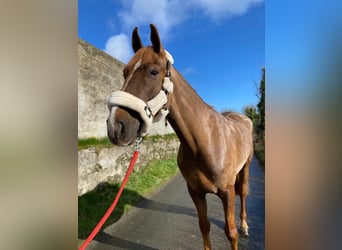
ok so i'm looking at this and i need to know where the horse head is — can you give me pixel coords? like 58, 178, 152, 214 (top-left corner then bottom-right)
107, 24, 174, 146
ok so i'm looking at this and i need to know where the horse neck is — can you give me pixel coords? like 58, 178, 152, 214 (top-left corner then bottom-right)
167, 69, 212, 154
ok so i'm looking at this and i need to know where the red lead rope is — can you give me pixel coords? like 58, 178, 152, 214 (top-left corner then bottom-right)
79, 141, 141, 250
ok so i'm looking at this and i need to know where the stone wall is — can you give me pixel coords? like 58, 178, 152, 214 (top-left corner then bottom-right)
78, 38, 174, 139
78, 138, 179, 196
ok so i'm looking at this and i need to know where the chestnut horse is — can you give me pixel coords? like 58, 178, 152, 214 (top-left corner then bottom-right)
107, 24, 253, 250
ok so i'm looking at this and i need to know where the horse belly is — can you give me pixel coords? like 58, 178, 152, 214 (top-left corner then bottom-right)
177, 151, 219, 194
180, 166, 219, 194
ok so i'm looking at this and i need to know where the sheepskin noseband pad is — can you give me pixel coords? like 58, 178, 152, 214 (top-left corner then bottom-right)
107, 91, 153, 136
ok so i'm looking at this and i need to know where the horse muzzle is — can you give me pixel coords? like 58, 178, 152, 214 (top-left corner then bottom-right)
107, 106, 141, 146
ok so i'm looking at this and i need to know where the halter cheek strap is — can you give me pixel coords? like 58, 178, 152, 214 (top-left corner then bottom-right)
107, 52, 174, 136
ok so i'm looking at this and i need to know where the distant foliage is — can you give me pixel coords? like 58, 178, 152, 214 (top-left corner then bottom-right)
244, 68, 265, 165
243, 105, 258, 123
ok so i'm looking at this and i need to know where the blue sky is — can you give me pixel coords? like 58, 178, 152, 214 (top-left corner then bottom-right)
79, 0, 264, 113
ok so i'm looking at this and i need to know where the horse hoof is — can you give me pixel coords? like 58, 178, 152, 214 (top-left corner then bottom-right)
241, 227, 249, 236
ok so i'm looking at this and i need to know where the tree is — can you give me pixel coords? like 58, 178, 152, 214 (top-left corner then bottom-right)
243, 68, 265, 165
243, 105, 257, 120
255, 68, 265, 163
243, 105, 259, 128
257, 68, 265, 133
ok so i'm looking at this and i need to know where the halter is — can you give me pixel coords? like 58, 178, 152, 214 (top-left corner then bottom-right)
107, 50, 174, 136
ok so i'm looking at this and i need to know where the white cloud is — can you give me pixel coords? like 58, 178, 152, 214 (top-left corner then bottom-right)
104, 33, 133, 63
117, 0, 263, 33
103, 0, 263, 62
194, 0, 263, 20
118, 0, 189, 39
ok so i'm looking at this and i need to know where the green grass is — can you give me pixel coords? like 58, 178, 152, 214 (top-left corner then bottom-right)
78, 156, 178, 240
78, 134, 177, 150
148, 133, 178, 141
78, 137, 112, 150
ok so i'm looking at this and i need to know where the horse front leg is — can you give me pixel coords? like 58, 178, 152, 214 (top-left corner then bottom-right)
219, 185, 238, 250
187, 184, 211, 250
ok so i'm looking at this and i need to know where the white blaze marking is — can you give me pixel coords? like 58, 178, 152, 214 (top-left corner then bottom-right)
108, 106, 118, 129
121, 59, 142, 91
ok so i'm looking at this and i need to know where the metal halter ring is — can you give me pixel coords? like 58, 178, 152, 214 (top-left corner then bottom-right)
144, 106, 152, 118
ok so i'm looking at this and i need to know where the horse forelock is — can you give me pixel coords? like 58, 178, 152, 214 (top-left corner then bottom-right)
125, 47, 166, 75
142, 46, 167, 65
123, 47, 168, 87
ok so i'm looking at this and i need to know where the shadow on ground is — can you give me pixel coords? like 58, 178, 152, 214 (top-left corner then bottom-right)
134, 197, 226, 230
96, 231, 159, 250
78, 182, 141, 239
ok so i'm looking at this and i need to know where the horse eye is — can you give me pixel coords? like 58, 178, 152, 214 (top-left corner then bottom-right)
149, 69, 159, 76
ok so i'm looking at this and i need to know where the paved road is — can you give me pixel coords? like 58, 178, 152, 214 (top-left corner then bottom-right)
88, 156, 264, 250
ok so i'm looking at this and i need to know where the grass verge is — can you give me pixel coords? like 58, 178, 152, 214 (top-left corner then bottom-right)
78, 134, 178, 150
78, 137, 112, 150
78, 156, 178, 241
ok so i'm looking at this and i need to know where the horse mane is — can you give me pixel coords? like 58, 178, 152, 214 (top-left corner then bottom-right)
221, 111, 234, 116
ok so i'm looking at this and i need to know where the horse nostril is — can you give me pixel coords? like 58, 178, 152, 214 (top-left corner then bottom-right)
115, 120, 126, 139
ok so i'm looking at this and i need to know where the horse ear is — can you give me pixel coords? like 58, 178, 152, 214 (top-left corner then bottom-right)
132, 27, 143, 53
150, 24, 162, 53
